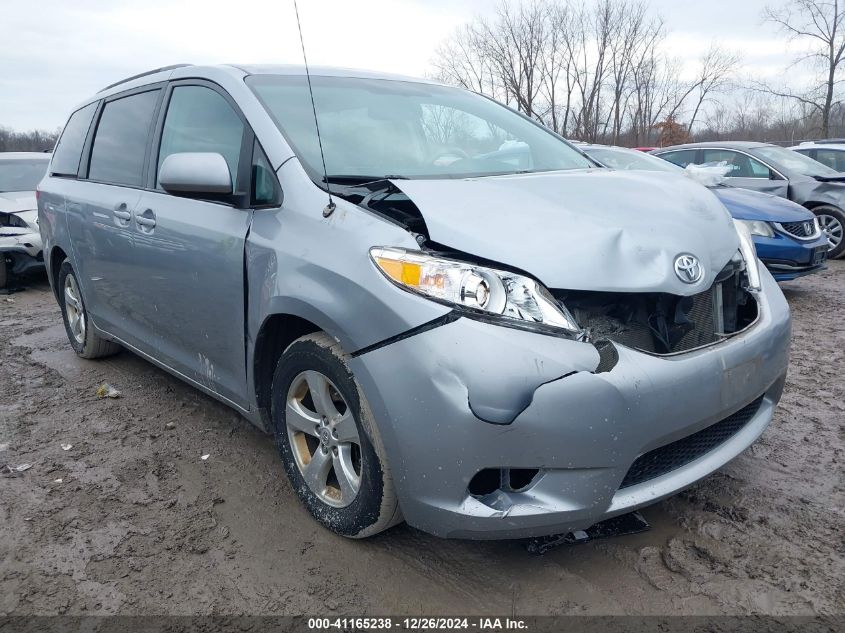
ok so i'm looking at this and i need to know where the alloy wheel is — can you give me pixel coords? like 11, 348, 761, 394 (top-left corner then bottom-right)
818, 213, 843, 250
63, 274, 86, 345
285, 370, 362, 508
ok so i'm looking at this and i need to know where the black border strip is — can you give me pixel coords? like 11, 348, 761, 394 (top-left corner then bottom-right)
350, 311, 461, 358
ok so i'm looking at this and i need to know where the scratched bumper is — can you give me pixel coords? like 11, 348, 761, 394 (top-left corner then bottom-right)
350, 268, 791, 539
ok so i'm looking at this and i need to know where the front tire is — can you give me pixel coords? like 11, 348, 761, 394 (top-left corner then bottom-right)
57, 260, 121, 359
813, 205, 845, 259
271, 332, 401, 538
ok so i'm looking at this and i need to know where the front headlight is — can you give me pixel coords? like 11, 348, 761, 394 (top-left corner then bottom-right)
370, 247, 582, 336
736, 219, 774, 237
732, 220, 762, 291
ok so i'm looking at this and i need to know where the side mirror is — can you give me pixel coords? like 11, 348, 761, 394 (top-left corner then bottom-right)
159, 152, 233, 196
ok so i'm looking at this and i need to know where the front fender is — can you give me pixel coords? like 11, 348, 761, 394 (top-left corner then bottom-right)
245, 159, 452, 412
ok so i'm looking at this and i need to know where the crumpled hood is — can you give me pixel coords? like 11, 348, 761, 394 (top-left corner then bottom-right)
393, 169, 739, 295
712, 186, 812, 222
0, 191, 37, 214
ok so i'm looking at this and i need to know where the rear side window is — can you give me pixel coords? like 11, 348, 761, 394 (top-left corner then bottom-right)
157, 85, 245, 190
702, 149, 771, 178
51, 102, 98, 177
659, 149, 697, 168
814, 148, 845, 172
89, 90, 160, 187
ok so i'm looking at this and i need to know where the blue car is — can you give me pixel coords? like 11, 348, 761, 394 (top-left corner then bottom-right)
580, 144, 828, 281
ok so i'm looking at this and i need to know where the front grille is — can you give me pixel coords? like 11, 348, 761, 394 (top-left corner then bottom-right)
619, 396, 764, 489
555, 264, 758, 356
779, 220, 815, 238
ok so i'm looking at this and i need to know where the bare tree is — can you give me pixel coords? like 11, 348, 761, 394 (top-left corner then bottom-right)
538, 1, 575, 134
761, 0, 845, 136
479, 2, 550, 119
430, 0, 740, 145
681, 45, 740, 134
628, 50, 683, 144
432, 24, 504, 101
603, 1, 664, 142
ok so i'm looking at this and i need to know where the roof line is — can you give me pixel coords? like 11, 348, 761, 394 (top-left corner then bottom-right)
224, 64, 252, 75
99, 64, 193, 93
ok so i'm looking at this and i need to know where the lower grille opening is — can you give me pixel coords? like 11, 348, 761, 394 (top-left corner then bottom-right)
554, 261, 758, 355
619, 396, 765, 489
468, 467, 541, 497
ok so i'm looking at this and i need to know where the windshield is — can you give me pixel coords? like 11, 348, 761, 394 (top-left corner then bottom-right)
754, 145, 839, 178
0, 158, 50, 192
247, 75, 595, 181
584, 146, 681, 173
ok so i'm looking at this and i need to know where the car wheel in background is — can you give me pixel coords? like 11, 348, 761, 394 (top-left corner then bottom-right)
0, 258, 7, 289
814, 205, 845, 259
271, 332, 401, 538
57, 260, 121, 359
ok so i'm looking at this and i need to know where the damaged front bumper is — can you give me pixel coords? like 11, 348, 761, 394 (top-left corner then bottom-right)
755, 232, 829, 282
0, 231, 44, 276
350, 269, 791, 539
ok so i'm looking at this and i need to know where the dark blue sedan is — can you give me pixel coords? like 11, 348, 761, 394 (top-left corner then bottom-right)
580, 144, 828, 281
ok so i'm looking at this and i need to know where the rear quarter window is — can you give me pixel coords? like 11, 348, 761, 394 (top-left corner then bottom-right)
50, 102, 98, 177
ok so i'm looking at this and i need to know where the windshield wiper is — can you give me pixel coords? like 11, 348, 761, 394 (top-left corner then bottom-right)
323, 174, 408, 185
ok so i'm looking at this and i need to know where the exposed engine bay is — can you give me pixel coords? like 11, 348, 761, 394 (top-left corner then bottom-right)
329, 179, 428, 241
555, 260, 759, 355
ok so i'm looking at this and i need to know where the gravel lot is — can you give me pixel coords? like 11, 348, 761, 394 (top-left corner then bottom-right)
1, 263, 843, 617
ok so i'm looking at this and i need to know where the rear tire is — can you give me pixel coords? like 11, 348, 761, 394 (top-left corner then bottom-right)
271, 332, 401, 538
813, 205, 845, 259
0, 258, 7, 290
57, 260, 121, 359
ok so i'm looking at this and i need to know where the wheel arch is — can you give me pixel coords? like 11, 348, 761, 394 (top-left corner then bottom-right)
802, 200, 842, 211
48, 244, 69, 302
252, 311, 325, 432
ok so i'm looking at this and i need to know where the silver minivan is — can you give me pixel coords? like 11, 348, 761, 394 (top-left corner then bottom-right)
38, 64, 791, 539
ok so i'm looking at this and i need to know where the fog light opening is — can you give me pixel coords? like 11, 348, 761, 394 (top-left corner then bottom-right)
468, 468, 501, 497
507, 468, 540, 491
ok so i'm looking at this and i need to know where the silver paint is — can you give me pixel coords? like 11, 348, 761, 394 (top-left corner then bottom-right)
39, 64, 793, 539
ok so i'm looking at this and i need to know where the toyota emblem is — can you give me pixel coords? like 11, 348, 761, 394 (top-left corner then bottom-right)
674, 254, 703, 284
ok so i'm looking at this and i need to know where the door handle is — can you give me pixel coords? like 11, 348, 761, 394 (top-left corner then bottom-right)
113, 203, 131, 221
136, 210, 156, 229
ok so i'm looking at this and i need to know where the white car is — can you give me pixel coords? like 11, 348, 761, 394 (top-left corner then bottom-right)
789, 140, 845, 172
0, 152, 50, 288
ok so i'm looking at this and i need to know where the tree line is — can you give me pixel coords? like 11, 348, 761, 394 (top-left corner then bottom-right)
4, 0, 844, 150
431, 0, 845, 146
0, 126, 59, 153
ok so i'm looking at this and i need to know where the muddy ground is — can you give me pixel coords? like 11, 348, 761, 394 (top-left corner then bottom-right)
0, 263, 843, 617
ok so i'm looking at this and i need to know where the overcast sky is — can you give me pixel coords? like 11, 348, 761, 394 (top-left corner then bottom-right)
1, 0, 803, 131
